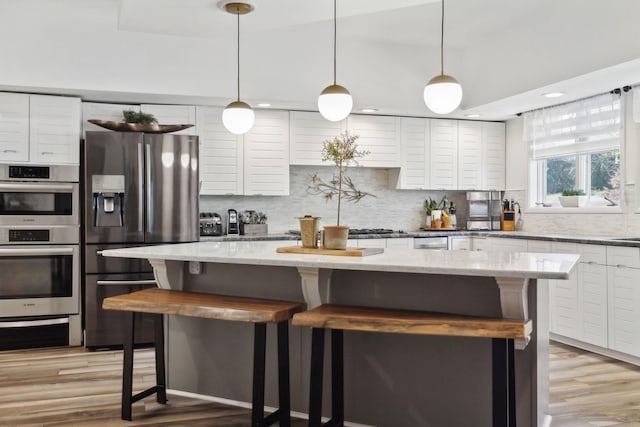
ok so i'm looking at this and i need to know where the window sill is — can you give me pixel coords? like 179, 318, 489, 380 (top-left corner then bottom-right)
525, 206, 623, 214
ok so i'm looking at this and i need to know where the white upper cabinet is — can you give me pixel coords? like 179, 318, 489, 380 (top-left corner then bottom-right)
196, 106, 243, 195
346, 115, 401, 167
289, 111, 345, 166
243, 110, 290, 196
82, 102, 140, 137
429, 119, 458, 189
482, 122, 506, 190
0, 92, 29, 162
394, 117, 429, 189
140, 104, 197, 135
28, 95, 81, 165
457, 121, 483, 190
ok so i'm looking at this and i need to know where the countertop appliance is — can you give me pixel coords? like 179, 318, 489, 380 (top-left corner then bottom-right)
83, 131, 199, 348
466, 191, 502, 231
0, 164, 82, 350
200, 212, 223, 236
227, 208, 239, 235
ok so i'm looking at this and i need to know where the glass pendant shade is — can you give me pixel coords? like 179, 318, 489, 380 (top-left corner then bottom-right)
318, 84, 353, 122
423, 74, 463, 114
222, 100, 255, 135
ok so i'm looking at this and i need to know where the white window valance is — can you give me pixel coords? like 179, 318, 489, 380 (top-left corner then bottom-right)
524, 93, 622, 160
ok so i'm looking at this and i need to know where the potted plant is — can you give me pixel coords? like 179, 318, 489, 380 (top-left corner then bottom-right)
307, 132, 374, 249
558, 189, 586, 207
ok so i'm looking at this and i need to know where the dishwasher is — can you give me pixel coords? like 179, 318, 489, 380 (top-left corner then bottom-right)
413, 236, 449, 250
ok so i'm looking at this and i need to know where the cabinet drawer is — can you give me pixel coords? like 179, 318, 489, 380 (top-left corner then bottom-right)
607, 246, 640, 269
580, 244, 607, 265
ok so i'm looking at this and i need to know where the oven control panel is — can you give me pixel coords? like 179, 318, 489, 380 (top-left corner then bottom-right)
9, 165, 50, 179
9, 229, 50, 242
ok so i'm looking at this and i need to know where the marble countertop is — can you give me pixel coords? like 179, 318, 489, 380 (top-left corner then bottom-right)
102, 240, 578, 280
199, 230, 640, 247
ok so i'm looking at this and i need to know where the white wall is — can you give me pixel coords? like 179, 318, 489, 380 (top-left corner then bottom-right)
504, 92, 640, 236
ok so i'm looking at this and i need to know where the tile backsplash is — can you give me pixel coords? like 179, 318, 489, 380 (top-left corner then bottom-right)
200, 166, 468, 233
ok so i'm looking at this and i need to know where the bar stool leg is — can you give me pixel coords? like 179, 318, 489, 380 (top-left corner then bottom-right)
491, 338, 510, 427
252, 323, 267, 427
330, 329, 344, 427
122, 311, 135, 421
507, 338, 516, 427
309, 328, 325, 427
153, 313, 167, 404
277, 321, 292, 427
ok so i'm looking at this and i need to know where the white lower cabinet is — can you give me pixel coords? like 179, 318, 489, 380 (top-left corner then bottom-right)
356, 238, 412, 249
607, 246, 640, 357
449, 236, 471, 250
487, 237, 528, 252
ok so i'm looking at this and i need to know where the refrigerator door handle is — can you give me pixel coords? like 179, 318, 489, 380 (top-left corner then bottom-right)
139, 142, 145, 233
96, 279, 157, 286
145, 142, 152, 234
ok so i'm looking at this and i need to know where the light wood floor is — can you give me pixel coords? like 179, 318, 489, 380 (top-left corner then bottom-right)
0, 342, 639, 426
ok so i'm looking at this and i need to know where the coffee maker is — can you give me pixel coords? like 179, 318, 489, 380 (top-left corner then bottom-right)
227, 209, 239, 235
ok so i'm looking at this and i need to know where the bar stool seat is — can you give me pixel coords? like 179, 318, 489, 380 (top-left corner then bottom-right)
103, 287, 305, 426
292, 304, 532, 427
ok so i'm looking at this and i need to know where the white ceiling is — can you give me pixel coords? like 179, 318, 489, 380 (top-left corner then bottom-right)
1, 0, 639, 120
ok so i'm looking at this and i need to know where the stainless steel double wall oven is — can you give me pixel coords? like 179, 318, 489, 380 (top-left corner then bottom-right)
0, 164, 82, 350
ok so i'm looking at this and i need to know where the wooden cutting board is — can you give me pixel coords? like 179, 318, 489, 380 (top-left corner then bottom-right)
276, 246, 384, 257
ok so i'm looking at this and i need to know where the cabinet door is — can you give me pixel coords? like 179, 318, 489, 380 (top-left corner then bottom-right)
346, 115, 401, 167
471, 236, 490, 251
581, 261, 607, 347
394, 117, 429, 189
549, 242, 582, 339
356, 238, 386, 248
457, 121, 482, 190
0, 92, 29, 162
526, 240, 552, 253
386, 238, 412, 249
289, 111, 345, 166
482, 122, 505, 190
243, 110, 289, 195
449, 236, 471, 250
140, 104, 197, 135
196, 106, 243, 195
608, 264, 640, 356
429, 119, 458, 189
489, 237, 527, 252
29, 95, 81, 165
82, 102, 140, 137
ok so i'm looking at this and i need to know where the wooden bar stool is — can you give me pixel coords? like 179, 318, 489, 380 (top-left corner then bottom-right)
292, 304, 532, 427
103, 287, 305, 426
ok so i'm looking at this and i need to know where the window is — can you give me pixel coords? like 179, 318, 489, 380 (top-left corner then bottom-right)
524, 93, 622, 208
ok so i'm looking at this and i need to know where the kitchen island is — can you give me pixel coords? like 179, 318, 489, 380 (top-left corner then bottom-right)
102, 241, 579, 427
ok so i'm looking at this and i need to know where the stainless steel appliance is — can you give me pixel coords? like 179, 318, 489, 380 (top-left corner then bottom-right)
227, 208, 239, 235
200, 212, 223, 236
83, 131, 199, 348
0, 164, 82, 350
466, 191, 502, 230
0, 164, 79, 226
413, 236, 448, 250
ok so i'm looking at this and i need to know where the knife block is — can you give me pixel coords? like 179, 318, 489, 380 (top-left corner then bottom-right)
501, 211, 516, 231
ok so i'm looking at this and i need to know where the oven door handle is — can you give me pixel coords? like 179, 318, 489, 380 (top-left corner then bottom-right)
96, 279, 157, 286
0, 247, 74, 256
0, 183, 75, 192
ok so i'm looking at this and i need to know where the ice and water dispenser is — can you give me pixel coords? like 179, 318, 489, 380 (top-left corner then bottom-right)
92, 175, 125, 227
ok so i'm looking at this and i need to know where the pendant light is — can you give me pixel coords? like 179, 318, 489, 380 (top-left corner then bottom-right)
222, 2, 255, 135
318, 0, 352, 122
423, 0, 462, 114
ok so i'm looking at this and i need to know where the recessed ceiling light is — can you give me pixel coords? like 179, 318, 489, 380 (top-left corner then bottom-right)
359, 108, 378, 113
464, 114, 480, 118
543, 92, 565, 98
256, 103, 271, 108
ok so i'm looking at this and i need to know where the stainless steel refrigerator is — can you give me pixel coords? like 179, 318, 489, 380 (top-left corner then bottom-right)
82, 131, 199, 348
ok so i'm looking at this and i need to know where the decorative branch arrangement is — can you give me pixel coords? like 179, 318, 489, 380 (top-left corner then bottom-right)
306, 132, 375, 226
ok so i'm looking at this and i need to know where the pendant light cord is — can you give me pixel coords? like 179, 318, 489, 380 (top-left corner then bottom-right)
236, 7, 241, 101
440, 0, 444, 76
333, 0, 337, 85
